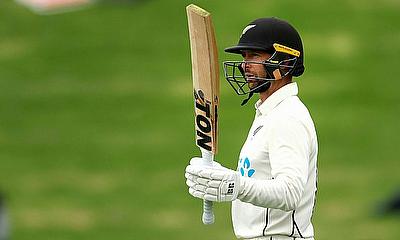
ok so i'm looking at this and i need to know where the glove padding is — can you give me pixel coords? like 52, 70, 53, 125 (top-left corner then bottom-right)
185, 157, 241, 202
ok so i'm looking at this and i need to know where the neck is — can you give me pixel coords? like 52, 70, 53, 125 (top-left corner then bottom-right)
259, 77, 292, 103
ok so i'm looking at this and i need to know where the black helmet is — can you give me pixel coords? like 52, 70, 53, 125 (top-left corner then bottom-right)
223, 17, 305, 105
225, 17, 304, 77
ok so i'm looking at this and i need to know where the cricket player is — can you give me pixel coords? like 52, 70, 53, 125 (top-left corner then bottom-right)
185, 17, 318, 239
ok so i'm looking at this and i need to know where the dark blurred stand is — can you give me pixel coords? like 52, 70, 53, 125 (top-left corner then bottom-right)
0, 193, 9, 240
375, 189, 400, 216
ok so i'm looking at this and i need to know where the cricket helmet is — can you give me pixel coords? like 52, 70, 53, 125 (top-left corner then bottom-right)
223, 17, 304, 104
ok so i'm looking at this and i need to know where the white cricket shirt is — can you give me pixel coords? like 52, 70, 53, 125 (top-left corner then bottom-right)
232, 82, 318, 239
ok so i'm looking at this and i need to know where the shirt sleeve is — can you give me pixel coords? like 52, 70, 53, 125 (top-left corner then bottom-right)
238, 117, 310, 211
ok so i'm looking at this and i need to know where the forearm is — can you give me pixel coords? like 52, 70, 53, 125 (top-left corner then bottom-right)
238, 175, 304, 211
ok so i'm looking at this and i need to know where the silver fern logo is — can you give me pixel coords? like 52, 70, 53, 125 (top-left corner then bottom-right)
241, 24, 256, 37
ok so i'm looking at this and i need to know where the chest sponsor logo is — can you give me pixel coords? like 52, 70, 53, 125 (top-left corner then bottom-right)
238, 157, 255, 177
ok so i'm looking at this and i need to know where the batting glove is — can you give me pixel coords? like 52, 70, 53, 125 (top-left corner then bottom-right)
185, 157, 242, 202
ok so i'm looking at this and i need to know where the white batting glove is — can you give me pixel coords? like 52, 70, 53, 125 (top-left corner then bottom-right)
185, 157, 242, 202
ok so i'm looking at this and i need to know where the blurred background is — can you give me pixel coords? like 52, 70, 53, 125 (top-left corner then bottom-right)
0, 0, 399, 239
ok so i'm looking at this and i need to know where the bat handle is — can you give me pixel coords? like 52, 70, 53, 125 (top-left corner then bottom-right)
200, 148, 215, 224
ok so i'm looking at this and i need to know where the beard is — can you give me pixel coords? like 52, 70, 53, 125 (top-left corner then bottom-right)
248, 79, 262, 90
245, 76, 271, 93
245, 73, 269, 92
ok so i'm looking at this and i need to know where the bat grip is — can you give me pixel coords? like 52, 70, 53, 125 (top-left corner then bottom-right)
200, 148, 215, 224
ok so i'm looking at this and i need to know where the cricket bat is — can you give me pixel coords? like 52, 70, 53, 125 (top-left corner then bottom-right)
186, 4, 220, 225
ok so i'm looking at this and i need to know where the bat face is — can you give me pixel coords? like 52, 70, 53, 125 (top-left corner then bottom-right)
187, 4, 220, 154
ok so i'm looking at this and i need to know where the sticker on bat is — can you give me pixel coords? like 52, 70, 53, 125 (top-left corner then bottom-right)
194, 89, 212, 151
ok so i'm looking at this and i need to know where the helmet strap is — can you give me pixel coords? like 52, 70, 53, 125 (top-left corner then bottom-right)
241, 81, 271, 106
241, 92, 254, 106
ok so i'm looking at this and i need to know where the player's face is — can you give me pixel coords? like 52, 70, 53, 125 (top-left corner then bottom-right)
241, 50, 271, 90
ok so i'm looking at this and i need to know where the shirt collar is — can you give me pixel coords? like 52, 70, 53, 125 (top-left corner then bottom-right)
255, 82, 298, 116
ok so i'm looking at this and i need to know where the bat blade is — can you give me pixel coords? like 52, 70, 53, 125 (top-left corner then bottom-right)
186, 4, 219, 155
186, 4, 220, 225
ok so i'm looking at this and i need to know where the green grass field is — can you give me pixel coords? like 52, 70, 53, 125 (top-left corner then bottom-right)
0, 0, 399, 239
